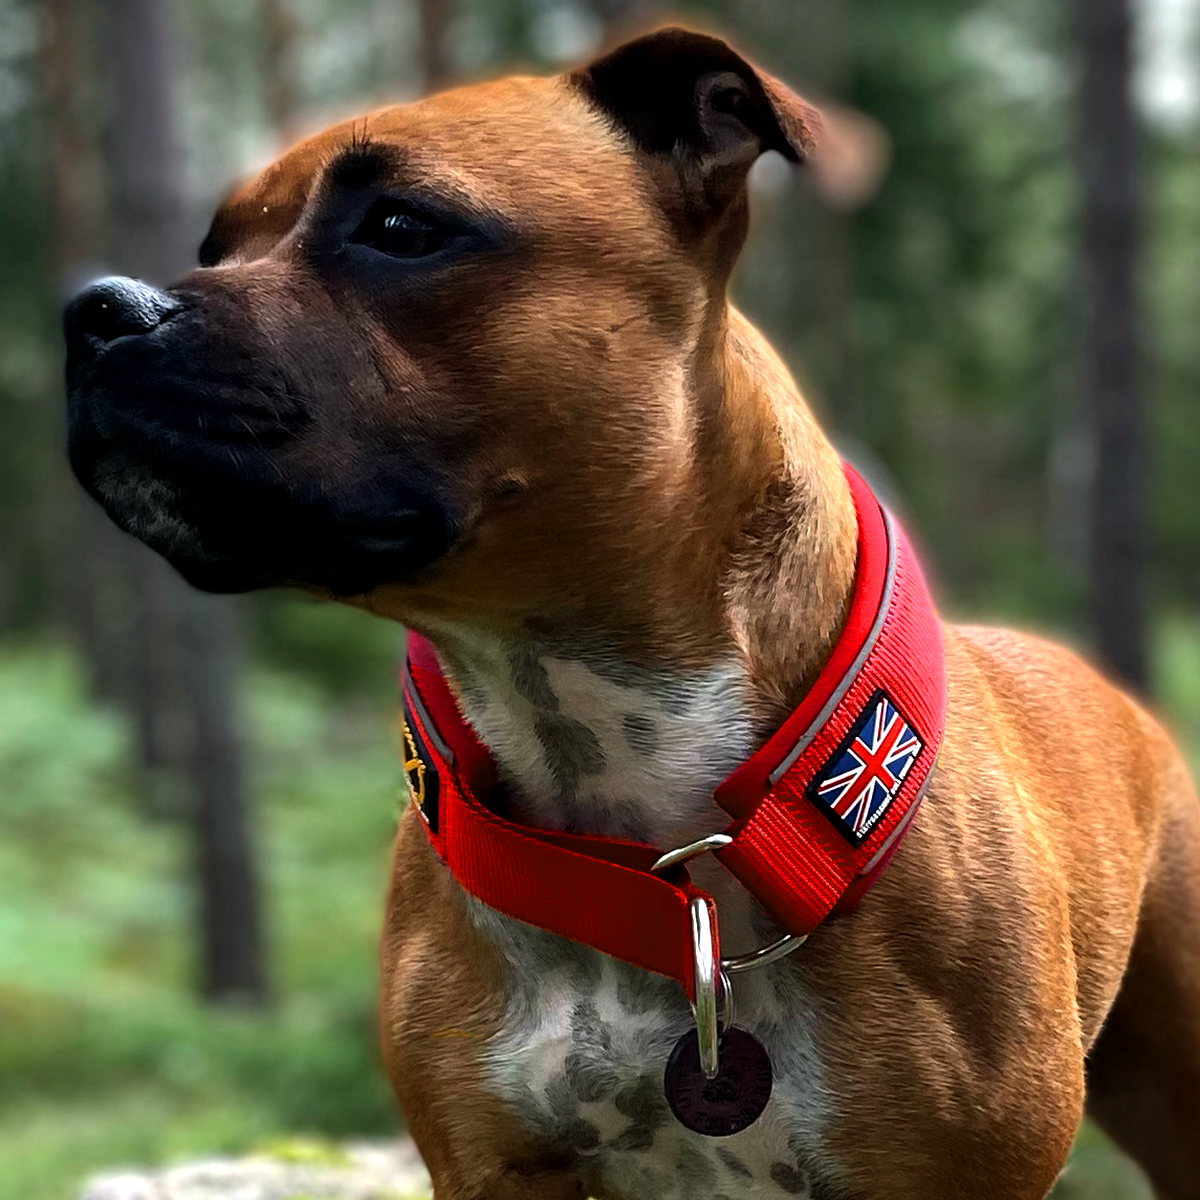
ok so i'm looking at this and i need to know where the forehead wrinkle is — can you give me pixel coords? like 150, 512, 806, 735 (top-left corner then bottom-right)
311, 135, 516, 234
322, 138, 409, 191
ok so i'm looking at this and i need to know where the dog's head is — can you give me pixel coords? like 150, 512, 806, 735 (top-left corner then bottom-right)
66, 29, 855, 622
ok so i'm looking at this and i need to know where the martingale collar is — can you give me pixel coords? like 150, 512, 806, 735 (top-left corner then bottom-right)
400, 465, 946, 1005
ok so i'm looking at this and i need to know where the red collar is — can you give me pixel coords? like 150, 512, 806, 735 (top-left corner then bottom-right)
400, 465, 945, 1002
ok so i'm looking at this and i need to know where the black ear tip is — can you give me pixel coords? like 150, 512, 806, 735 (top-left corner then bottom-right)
636, 26, 732, 49
581, 25, 741, 80
573, 24, 819, 179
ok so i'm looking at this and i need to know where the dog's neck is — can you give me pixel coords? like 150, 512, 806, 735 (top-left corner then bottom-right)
428, 624, 758, 845
417, 310, 857, 848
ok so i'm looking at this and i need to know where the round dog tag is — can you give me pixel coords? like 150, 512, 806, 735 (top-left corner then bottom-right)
663, 1027, 772, 1137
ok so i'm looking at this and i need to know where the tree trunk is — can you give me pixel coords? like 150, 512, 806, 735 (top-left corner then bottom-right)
180, 591, 267, 1005
42, 0, 99, 283
804, 0, 855, 429
1075, 0, 1147, 690
109, 0, 191, 789
415, 0, 452, 92
262, 0, 301, 145
108, 0, 267, 1003
41, 0, 128, 704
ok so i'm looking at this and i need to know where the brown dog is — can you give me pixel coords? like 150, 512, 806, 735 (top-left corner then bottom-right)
64, 28, 1200, 1200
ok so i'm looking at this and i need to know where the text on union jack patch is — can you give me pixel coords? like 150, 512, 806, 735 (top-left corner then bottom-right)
806, 690, 923, 845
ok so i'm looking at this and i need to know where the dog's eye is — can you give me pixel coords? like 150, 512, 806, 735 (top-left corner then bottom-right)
350, 201, 450, 259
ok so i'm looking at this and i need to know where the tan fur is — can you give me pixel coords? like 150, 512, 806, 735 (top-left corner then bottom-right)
381, 811, 586, 1199
192, 33, 1200, 1200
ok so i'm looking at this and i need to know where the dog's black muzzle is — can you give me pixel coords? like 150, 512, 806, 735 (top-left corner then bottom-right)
66, 276, 312, 452
64, 275, 457, 596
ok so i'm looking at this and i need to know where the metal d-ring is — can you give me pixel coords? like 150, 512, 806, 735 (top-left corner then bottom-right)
687, 896, 721, 1081
656, 833, 809, 1080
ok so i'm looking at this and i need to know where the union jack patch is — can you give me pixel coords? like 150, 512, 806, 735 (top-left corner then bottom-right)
807, 690, 923, 845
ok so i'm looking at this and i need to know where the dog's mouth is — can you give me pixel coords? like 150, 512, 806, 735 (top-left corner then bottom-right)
67, 370, 458, 597
63, 275, 465, 596
70, 423, 455, 595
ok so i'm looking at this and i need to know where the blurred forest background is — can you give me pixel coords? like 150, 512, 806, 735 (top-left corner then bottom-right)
0, 0, 1197, 1196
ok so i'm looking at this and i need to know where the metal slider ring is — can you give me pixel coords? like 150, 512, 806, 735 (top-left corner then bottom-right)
651, 834, 810, 978
722, 931, 809, 974
651, 833, 733, 874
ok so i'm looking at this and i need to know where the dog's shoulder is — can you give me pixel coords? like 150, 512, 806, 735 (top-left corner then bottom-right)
948, 622, 1169, 768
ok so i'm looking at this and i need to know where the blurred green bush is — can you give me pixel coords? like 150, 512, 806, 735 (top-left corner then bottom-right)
0, 623, 404, 1200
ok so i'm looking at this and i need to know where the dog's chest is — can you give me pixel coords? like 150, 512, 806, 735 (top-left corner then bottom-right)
476, 915, 837, 1200
439, 637, 842, 1197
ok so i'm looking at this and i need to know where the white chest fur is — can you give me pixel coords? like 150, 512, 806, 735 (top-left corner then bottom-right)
474, 906, 840, 1200
430, 633, 844, 1198
448, 637, 757, 843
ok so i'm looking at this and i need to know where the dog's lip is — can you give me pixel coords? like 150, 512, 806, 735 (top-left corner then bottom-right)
70, 377, 308, 452
68, 417, 459, 596
348, 510, 427, 553
167, 555, 271, 595
67, 316, 312, 450
189, 507, 452, 597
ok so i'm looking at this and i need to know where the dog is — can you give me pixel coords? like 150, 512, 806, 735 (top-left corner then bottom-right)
64, 27, 1200, 1200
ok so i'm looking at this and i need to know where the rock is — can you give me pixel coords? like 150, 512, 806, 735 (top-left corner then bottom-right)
78, 1139, 431, 1200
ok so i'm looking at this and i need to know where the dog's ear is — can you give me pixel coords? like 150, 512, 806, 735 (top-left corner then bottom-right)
572, 27, 822, 213
806, 102, 891, 211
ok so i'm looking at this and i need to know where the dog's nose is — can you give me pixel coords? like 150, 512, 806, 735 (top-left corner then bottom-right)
64, 276, 182, 350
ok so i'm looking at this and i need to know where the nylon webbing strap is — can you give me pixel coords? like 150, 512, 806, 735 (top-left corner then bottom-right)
404, 653, 715, 999
713, 477, 944, 933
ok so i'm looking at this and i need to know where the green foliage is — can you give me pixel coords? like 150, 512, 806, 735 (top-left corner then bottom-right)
254, 1136, 352, 1166
1155, 612, 1200, 776
1054, 1122, 1153, 1200
0, 642, 403, 1200
252, 593, 405, 701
